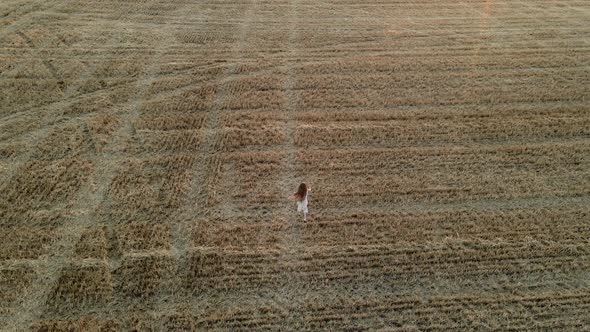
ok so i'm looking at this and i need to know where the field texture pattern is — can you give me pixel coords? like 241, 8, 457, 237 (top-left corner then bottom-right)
1, 0, 590, 330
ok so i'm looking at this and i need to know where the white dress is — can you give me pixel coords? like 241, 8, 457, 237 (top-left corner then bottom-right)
297, 195, 309, 214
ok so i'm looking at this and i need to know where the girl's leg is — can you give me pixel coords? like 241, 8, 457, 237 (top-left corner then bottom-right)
304, 212, 307, 222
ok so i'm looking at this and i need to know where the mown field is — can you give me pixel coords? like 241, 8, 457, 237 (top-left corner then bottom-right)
1, 0, 590, 330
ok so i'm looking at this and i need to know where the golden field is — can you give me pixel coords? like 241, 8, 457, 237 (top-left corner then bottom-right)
1, 0, 589, 330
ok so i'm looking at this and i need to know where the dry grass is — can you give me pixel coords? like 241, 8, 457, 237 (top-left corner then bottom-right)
74, 227, 108, 260
47, 263, 113, 314
0, 226, 59, 260
0, 265, 36, 316
117, 222, 171, 253
1, 0, 589, 330
2, 158, 93, 212
116, 254, 177, 299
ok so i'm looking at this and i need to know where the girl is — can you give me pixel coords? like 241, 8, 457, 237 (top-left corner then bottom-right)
293, 183, 311, 222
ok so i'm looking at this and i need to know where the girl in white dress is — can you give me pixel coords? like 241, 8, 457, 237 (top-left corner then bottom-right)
293, 183, 311, 222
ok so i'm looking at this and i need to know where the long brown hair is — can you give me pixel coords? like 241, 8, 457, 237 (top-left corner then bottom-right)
294, 183, 308, 201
